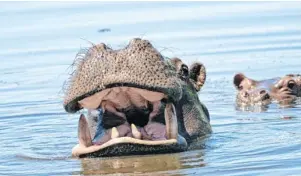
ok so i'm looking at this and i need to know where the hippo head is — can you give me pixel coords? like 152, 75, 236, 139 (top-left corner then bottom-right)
275, 74, 301, 99
234, 73, 272, 106
63, 38, 211, 157
234, 73, 301, 107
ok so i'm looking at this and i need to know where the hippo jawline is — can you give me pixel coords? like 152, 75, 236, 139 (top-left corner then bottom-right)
72, 86, 188, 158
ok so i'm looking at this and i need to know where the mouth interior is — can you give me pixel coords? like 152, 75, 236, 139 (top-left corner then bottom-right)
72, 86, 184, 156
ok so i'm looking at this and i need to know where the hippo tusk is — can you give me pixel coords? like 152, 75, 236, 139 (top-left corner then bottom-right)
78, 114, 92, 147
164, 103, 178, 139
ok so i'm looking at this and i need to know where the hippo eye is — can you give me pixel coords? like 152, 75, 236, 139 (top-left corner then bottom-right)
238, 85, 243, 90
180, 64, 189, 78
288, 81, 296, 89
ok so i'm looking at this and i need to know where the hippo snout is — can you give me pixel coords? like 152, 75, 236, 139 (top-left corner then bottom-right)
239, 88, 271, 105
259, 89, 270, 101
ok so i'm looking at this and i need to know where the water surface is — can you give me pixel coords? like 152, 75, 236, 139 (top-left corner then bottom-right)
1, 2, 301, 176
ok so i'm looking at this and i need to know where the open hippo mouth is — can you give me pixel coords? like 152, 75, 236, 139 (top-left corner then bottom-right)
72, 86, 188, 157
63, 38, 213, 158
63, 38, 209, 157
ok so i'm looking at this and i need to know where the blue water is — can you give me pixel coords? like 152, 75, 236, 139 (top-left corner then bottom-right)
1, 2, 301, 175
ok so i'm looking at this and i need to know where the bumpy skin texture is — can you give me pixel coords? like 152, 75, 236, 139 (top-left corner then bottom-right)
64, 38, 211, 156
234, 73, 301, 107
64, 38, 182, 113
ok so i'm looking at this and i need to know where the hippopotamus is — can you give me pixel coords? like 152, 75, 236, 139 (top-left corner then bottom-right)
233, 73, 301, 106
63, 38, 211, 158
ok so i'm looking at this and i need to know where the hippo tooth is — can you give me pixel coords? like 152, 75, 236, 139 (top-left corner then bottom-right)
111, 127, 119, 139
78, 114, 92, 147
131, 124, 142, 139
164, 103, 178, 139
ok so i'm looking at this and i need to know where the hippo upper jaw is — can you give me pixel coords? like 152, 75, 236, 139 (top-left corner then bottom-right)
63, 38, 182, 113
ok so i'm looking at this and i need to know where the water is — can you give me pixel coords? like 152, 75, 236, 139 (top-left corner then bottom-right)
1, 2, 301, 175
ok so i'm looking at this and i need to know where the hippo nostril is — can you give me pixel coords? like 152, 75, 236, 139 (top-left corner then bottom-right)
263, 94, 270, 100
260, 90, 267, 95
243, 92, 249, 98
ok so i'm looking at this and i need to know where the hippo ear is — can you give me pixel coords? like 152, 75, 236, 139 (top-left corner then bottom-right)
78, 114, 92, 147
189, 62, 206, 92
233, 73, 246, 89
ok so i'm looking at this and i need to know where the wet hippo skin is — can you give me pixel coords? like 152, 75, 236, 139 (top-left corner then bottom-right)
63, 38, 212, 157
233, 73, 301, 108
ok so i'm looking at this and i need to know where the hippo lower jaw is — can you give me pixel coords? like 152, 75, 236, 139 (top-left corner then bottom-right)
72, 134, 187, 158
71, 87, 188, 158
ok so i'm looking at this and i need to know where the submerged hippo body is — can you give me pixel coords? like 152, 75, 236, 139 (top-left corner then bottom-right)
63, 38, 211, 157
234, 73, 301, 108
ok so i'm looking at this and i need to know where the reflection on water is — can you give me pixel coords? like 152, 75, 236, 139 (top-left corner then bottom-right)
81, 154, 183, 175
235, 104, 269, 113
1, 1, 301, 176
78, 152, 205, 175
235, 100, 301, 113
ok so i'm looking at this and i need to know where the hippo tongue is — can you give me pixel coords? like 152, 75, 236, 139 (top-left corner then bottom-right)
143, 103, 178, 140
